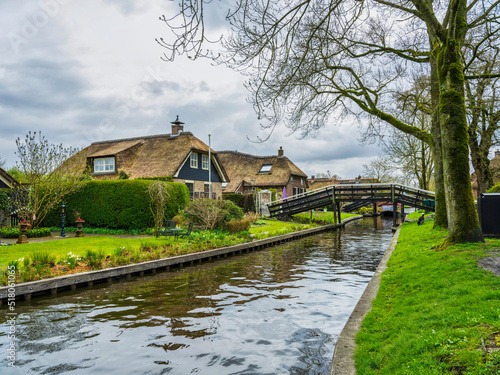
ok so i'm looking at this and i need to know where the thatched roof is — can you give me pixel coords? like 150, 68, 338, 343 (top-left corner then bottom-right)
217, 150, 308, 192
471, 152, 500, 188
0, 168, 18, 188
73, 132, 228, 180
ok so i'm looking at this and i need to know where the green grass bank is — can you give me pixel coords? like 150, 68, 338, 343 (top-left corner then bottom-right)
355, 219, 500, 374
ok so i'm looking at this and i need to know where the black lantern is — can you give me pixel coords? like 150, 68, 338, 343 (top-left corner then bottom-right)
60, 202, 66, 237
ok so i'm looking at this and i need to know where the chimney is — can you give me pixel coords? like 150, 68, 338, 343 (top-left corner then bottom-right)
171, 115, 184, 135
278, 146, 284, 157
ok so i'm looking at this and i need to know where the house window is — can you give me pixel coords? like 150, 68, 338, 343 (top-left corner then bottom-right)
190, 153, 198, 168
301, 178, 304, 185
202, 154, 209, 170
290, 175, 294, 184
259, 164, 272, 174
94, 157, 115, 173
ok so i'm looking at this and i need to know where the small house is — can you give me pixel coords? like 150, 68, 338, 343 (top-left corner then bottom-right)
217, 147, 309, 197
75, 117, 229, 199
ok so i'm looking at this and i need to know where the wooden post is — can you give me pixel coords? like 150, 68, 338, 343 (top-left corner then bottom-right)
332, 186, 337, 224
337, 202, 341, 223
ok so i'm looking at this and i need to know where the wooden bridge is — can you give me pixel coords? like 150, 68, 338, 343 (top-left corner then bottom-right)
267, 183, 435, 225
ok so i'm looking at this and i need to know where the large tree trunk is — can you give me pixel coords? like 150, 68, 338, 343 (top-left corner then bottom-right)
436, 40, 483, 243
429, 49, 448, 228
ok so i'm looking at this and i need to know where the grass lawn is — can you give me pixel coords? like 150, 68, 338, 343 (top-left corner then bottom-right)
292, 211, 359, 223
355, 219, 500, 374
406, 209, 434, 221
0, 219, 314, 285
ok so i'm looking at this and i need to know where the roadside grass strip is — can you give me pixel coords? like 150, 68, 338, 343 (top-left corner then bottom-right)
355, 219, 500, 374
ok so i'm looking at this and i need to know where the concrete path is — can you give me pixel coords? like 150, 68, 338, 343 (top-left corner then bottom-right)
330, 226, 401, 374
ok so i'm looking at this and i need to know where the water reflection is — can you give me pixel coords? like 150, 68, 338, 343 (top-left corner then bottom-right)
0, 218, 394, 374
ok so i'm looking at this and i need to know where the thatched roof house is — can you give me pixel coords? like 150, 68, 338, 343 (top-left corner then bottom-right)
472, 150, 500, 199
75, 117, 229, 199
217, 147, 309, 196
0, 168, 18, 189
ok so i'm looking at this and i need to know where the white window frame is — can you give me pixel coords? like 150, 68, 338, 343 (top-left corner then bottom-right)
202, 154, 209, 170
290, 175, 294, 184
94, 157, 115, 173
259, 164, 272, 174
190, 153, 198, 168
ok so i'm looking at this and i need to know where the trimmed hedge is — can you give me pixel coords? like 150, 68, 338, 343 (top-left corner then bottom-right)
137, 176, 174, 182
41, 180, 189, 229
0, 227, 51, 239
486, 184, 500, 193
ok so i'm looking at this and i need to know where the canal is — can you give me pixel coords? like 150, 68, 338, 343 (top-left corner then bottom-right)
1, 217, 394, 374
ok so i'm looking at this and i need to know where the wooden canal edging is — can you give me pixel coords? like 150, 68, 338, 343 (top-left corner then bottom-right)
0, 216, 362, 304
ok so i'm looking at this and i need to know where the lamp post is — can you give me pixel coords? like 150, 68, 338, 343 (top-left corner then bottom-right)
60, 202, 66, 237
208, 134, 212, 199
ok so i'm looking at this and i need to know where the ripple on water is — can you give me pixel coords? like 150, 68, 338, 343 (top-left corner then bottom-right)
0, 217, 394, 374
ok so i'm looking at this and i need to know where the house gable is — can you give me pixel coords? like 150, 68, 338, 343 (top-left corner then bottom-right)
176, 150, 223, 182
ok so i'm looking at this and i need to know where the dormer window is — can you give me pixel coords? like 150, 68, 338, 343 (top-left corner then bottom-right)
259, 164, 272, 174
190, 153, 198, 168
94, 157, 115, 173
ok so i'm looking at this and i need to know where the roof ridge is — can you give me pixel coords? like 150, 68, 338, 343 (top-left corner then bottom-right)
91, 132, 194, 145
217, 150, 285, 160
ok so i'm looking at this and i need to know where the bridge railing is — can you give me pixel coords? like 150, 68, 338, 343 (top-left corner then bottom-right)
267, 183, 435, 217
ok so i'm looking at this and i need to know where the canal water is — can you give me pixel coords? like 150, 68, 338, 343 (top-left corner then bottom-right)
1, 217, 394, 375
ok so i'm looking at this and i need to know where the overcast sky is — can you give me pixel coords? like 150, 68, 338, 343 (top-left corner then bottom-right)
0, 0, 382, 179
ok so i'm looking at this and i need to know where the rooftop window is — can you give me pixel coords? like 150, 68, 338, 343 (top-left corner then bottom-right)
259, 164, 272, 174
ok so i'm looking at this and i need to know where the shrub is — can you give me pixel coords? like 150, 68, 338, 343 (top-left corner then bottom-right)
84, 249, 106, 270
224, 219, 252, 233
137, 176, 174, 182
32, 250, 56, 267
0, 227, 51, 239
41, 180, 189, 229
223, 193, 256, 212
486, 184, 500, 193
184, 199, 243, 230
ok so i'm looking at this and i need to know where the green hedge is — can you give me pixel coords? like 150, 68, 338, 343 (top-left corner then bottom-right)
41, 180, 189, 229
0, 227, 51, 239
486, 184, 500, 193
137, 176, 174, 182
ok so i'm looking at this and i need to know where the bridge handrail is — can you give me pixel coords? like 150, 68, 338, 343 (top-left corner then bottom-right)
266, 183, 435, 208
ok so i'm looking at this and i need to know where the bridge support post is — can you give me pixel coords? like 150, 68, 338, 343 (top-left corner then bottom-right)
393, 201, 399, 227
336, 202, 341, 224
332, 186, 338, 224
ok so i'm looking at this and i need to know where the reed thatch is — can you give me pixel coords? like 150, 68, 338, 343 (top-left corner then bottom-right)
71, 132, 228, 180
217, 150, 308, 192
0, 168, 18, 188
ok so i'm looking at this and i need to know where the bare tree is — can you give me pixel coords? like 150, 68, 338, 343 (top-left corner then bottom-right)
13, 132, 88, 228
158, 1, 500, 242
362, 156, 404, 184
464, 37, 500, 195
